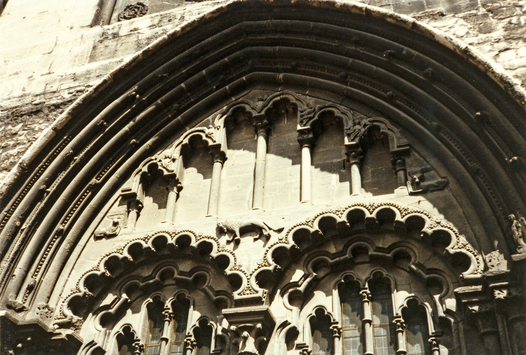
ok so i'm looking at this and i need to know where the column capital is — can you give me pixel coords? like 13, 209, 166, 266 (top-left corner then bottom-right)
184, 335, 196, 350
330, 323, 342, 339
360, 289, 371, 302
254, 119, 269, 136
428, 337, 440, 352
393, 316, 406, 331
391, 156, 406, 172
345, 146, 363, 165
163, 308, 173, 321
133, 340, 144, 355
297, 127, 316, 147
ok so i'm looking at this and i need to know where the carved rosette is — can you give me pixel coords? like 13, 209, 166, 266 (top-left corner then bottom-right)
118, 2, 148, 21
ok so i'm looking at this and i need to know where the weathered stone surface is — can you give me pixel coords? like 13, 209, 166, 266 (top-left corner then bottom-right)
0, 2, 525, 354
0, 91, 85, 182
1, 0, 526, 189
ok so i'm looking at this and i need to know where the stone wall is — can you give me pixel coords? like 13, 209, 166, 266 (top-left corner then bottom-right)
0, 0, 525, 186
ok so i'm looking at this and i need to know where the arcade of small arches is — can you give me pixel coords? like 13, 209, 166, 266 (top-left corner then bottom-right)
108, 91, 447, 236
1, 2, 526, 355
63, 201, 484, 355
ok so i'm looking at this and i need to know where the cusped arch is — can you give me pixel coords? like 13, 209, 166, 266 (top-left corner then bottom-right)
258, 203, 484, 300
58, 230, 238, 324
0, 1, 524, 340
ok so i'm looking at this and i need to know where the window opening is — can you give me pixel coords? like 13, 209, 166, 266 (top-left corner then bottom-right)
170, 296, 190, 355
370, 278, 396, 355
194, 319, 213, 355
339, 281, 364, 355
310, 309, 334, 355
146, 298, 165, 355
403, 300, 431, 355
117, 326, 136, 355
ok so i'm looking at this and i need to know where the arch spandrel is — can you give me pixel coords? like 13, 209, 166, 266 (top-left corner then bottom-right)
0, 1, 525, 354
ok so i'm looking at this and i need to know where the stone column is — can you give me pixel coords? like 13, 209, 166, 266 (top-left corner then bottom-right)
184, 336, 196, 355
331, 323, 342, 355
297, 127, 316, 203
392, 156, 407, 187
164, 176, 181, 223
393, 316, 407, 355
208, 149, 226, 216
160, 308, 173, 355
360, 289, 373, 355
253, 120, 269, 210
127, 199, 143, 229
346, 147, 363, 196
428, 337, 440, 355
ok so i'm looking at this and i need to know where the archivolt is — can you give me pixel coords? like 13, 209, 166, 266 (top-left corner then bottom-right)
0, 0, 525, 311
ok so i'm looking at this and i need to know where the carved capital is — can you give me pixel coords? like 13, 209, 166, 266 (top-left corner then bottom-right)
345, 147, 363, 165
254, 119, 269, 136
297, 127, 316, 147
392, 156, 406, 172
209, 145, 227, 164
184, 335, 196, 350
393, 316, 406, 331
330, 323, 342, 338
428, 337, 440, 352
163, 308, 173, 322
359, 289, 371, 302
133, 340, 144, 355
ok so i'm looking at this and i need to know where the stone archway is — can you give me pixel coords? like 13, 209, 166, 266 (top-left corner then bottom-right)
0, 1, 525, 354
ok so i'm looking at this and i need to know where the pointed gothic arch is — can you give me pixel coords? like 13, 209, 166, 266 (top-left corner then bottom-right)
0, 1, 525, 354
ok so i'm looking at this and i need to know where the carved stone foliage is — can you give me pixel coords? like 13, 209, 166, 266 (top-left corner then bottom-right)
36, 303, 54, 321
118, 2, 148, 21
224, 306, 275, 355
484, 250, 508, 272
